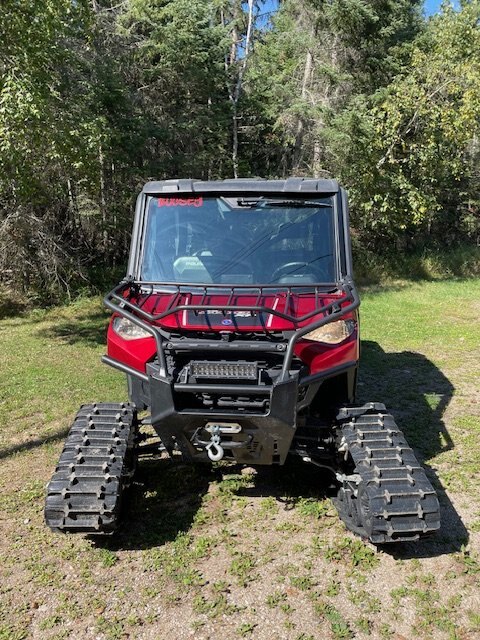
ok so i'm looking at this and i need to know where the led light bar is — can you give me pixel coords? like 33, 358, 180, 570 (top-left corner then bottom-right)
190, 361, 258, 380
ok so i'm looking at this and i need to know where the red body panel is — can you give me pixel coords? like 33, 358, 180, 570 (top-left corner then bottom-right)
107, 325, 157, 373
107, 291, 359, 374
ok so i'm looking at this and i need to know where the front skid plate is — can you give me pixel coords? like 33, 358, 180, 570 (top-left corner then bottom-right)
148, 372, 298, 464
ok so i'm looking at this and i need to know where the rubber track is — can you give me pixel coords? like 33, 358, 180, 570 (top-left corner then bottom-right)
45, 403, 137, 534
336, 403, 440, 543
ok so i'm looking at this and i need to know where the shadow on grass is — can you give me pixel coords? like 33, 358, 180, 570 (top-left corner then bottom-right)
359, 341, 454, 458
38, 310, 109, 346
236, 456, 335, 503
358, 340, 467, 558
95, 458, 215, 551
0, 427, 70, 460
95, 453, 466, 559
93, 456, 334, 553
235, 458, 467, 559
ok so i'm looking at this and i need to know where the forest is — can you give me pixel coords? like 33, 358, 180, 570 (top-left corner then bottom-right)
1, 0, 479, 301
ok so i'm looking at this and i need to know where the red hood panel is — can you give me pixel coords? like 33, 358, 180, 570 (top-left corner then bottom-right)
133, 291, 345, 332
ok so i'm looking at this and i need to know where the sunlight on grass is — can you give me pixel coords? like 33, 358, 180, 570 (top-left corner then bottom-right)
0, 297, 124, 444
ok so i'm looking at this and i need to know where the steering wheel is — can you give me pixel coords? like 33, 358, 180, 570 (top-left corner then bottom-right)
271, 262, 311, 281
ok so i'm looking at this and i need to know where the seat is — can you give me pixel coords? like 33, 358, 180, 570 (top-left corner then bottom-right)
173, 256, 213, 283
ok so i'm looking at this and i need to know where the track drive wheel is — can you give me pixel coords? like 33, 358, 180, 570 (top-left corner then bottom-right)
333, 482, 373, 540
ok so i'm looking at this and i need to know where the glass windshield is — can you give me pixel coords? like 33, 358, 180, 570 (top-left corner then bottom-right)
140, 196, 336, 284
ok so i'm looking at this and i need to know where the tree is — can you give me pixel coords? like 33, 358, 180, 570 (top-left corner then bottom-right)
1, 0, 477, 301
244, 0, 423, 176
120, 0, 231, 179
0, 0, 147, 297
220, 0, 266, 177
342, 1, 480, 247
0, 0, 100, 297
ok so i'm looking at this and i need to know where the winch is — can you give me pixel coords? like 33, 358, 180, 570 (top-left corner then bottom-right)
193, 422, 249, 461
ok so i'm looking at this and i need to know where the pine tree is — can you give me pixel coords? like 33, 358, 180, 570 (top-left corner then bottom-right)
244, 0, 423, 176
120, 0, 231, 178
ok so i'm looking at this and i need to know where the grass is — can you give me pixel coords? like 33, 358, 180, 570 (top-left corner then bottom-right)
0, 278, 479, 639
353, 244, 480, 285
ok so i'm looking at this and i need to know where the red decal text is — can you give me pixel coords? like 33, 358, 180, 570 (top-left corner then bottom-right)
158, 197, 203, 208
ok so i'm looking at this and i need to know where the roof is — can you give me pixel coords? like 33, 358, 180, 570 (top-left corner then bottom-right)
142, 177, 339, 195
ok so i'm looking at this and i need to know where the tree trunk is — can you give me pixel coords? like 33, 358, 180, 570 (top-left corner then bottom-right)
230, 0, 254, 178
99, 145, 107, 256
292, 47, 313, 172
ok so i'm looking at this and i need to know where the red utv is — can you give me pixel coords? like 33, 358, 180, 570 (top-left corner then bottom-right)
45, 178, 440, 543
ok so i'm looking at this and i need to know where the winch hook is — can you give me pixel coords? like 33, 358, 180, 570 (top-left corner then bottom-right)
206, 434, 224, 462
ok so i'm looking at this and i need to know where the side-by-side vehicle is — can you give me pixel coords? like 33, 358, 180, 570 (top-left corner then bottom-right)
45, 178, 440, 543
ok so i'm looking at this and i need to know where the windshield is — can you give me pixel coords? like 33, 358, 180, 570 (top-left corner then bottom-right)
140, 196, 336, 285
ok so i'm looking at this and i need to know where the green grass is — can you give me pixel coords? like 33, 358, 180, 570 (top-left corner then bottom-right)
360, 279, 479, 354
0, 297, 124, 447
358, 279, 480, 497
0, 278, 479, 639
353, 244, 480, 285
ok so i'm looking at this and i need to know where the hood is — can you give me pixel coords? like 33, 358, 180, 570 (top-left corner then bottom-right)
133, 290, 343, 333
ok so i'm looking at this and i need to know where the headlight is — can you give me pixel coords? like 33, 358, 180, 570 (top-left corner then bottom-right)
112, 317, 152, 340
303, 319, 356, 344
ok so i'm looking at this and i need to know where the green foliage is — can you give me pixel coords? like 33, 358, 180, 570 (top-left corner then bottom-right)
229, 551, 256, 586
315, 601, 353, 639
0, 0, 478, 300
0, 1, 131, 300
341, 2, 480, 245
324, 537, 380, 570
244, 0, 423, 175
97, 549, 118, 568
295, 497, 331, 519
120, 0, 231, 177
